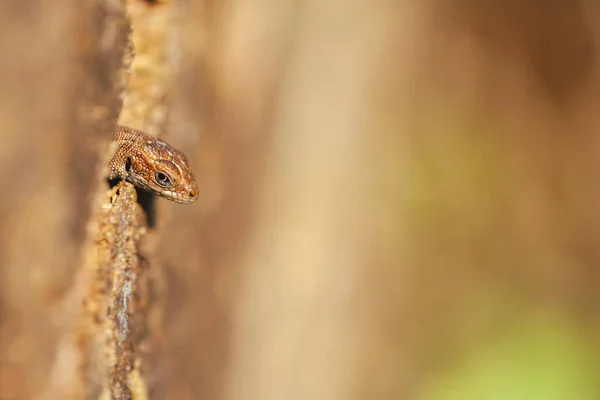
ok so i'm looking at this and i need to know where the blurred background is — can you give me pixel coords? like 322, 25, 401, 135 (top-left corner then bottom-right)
1, 0, 600, 399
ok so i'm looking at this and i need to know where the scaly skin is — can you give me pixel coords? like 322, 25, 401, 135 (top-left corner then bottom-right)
109, 125, 199, 204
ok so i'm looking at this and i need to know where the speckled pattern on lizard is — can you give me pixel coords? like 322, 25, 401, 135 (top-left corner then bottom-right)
109, 125, 199, 204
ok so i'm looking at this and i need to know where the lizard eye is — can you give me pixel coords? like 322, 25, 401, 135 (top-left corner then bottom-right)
154, 171, 172, 187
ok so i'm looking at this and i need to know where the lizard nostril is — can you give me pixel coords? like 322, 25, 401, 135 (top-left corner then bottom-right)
189, 191, 196, 198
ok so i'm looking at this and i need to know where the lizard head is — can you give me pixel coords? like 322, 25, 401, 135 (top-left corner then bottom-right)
126, 138, 199, 204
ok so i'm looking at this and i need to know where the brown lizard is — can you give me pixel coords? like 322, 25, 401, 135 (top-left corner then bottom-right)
109, 125, 199, 204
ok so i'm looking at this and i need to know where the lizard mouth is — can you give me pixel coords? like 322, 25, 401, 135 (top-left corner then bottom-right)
157, 189, 197, 204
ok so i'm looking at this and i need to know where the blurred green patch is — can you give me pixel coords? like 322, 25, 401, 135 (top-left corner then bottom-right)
419, 311, 599, 400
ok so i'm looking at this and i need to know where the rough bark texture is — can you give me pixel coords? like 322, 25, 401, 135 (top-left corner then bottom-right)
0, 0, 131, 399
2, 0, 600, 399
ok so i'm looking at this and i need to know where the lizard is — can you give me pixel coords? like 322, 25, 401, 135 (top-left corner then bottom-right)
108, 125, 199, 204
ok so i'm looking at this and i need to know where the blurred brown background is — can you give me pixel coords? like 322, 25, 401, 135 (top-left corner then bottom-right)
1, 0, 600, 399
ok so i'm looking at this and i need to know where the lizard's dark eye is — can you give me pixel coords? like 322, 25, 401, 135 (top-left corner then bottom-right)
154, 171, 172, 187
